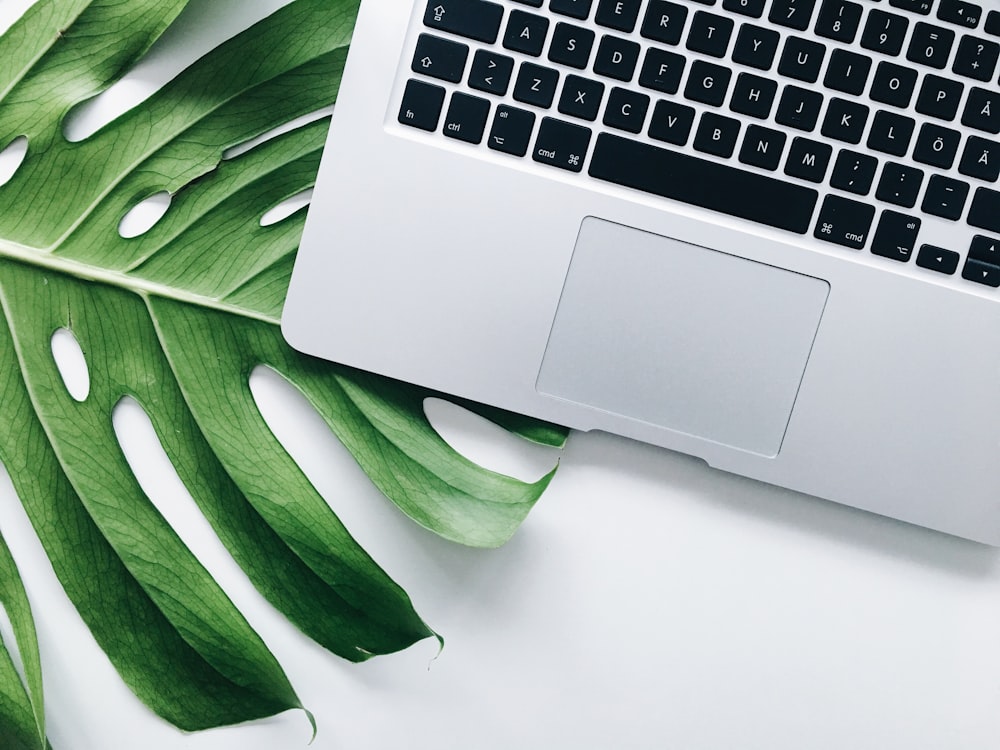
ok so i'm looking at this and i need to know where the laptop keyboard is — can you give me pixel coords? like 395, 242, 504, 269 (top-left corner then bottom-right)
395, 0, 1000, 289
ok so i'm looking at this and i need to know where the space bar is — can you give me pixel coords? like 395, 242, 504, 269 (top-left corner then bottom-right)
588, 134, 818, 235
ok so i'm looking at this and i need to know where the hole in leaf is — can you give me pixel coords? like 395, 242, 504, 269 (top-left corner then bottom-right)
51, 328, 90, 402
260, 189, 313, 227
223, 106, 334, 161
119, 192, 171, 239
0, 137, 28, 188
423, 398, 559, 483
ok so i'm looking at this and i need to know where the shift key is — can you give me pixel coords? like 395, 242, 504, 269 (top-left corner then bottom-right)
424, 0, 505, 44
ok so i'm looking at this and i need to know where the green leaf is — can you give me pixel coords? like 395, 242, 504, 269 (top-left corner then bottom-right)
0, 0, 566, 734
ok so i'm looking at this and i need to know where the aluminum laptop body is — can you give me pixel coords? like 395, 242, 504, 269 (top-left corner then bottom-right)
283, 0, 1000, 545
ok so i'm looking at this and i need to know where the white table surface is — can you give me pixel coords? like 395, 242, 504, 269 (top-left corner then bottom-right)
2, 1, 1000, 748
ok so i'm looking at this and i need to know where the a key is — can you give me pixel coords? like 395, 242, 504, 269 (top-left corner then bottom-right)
532, 117, 592, 172
488, 105, 536, 156
504, 11, 550, 56
814, 195, 876, 250
871, 211, 921, 262
423, 0, 504, 43
921, 174, 970, 220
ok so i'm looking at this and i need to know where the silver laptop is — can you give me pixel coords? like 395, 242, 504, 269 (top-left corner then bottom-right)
283, 0, 1000, 545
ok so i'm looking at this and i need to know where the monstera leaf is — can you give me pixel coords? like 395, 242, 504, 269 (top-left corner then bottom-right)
0, 0, 566, 744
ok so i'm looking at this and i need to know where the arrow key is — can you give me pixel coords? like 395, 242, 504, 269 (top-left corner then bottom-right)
916, 244, 959, 275
411, 34, 469, 84
968, 234, 1000, 264
962, 257, 1000, 286
469, 50, 515, 96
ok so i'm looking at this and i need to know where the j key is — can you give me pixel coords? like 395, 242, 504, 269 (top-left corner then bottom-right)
648, 100, 696, 145
730, 73, 777, 119
775, 86, 824, 131
595, 0, 642, 31
398, 79, 446, 131
821, 98, 869, 144
739, 125, 787, 170
967, 187, 1000, 233
443, 93, 491, 144
769, 0, 817, 30
549, 23, 596, 69
867, 110, 915, 156
594, 36, 641, 81
913, 123, 961, 169
861, 10, 909, 56
823, 49, 871, 95
488, 105, 536, 156
504, 11, 550, 56
639, 48, 686, 93
731, 25, 780, 70
959, 135, 1000, 181
916, 245, 960, 274
937, 0, 983, 28
423, 0, 504, 44
870, 62, 917, 108
889, 0, 932, 14
589, 133, 819, 233
722, 0, 766, 18
785, 137, 833, 182
814, 195, 875, 250
641, 1, 689, 45
969, 235, 1000, 265
694, 113, 742, 157
469, 51, 515, 95
876, 162, 924, 208
830, 150, 878, 195
558, 75, 606, 121
686, 11, 735, 57
412, 34, 469, 83
513, 63, 560, 108
921, 174, 970, 220
962, 258, 1000, 286
963, 88, 1000, 133
779, 37, 827, 82
603, 87, 651, 133
533, 117, 592, 172
952, 36, 1000, 81
906, 23, 956, 69
915, 75, 964, 120
815, 0, 863, 43
871, 211, 921, 262
551, 0, 594, 19
685, 60, 732, 106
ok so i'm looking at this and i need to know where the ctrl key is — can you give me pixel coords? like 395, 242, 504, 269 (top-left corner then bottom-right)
398, 79, 446, 132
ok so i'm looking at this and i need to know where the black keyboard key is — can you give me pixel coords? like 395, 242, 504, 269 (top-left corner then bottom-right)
922, 174, 970, 220
969, 234, 1000, 264
823, 49, 871, 95
775, 86, 823, 131
952, 36, 1000, 81
639, 48, 686, 93
723, 0, 766, 18
959, 135, 1000, 181
962, 258, 1000, 286
488, 105, 536, 156
424, 0, 504, 44
686, 11, 734, 57
815, 0, 863, 43
889, 0, 932, 14
731, 25, 780, 70
548, 23, 596, 69
915, 75, 965, 120
469, 51, 515, 95
967, 187, 1000, 232
551, 0, 594, 20
694, 113, 741, 157
917, 245, 960, 274
867, 110, 915, 156
603, 87, 650, 133
649, 100, 696, 144
870, 62, 917, 108
877, 163, 925, 208
594, 35, 641, 81
769, 0, 816, 30
443, 93, 491, 143
913, 123, 961, 168
906, 23, 955, 68
988, 10, 1000, 36
821, 98, 869, 144
504, 11, 550, 56
641, 1, 689, 44
963, 88, 1000, 133
684, 61, 731, 106
785, 137, 833, 182
398, 79, 446, 131
533, 117, 592, 171
595, 0, 642, 31
558, 75, 606, 121
830, 150, 878, 195
730, 74, 777, 119
871, 211, 921, 262
589, 133, 819, 232
937, 0, 983, 28
861, 10, 910, 56
778, 37, 827, 82
740, 125, 787, 170
814, 195, 875, 250
515, 0, 544, 5
513, 63, 560, 107
412, 34, 469, 83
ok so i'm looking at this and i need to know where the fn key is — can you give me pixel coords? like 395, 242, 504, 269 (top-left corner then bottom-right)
399, 79, 445, 131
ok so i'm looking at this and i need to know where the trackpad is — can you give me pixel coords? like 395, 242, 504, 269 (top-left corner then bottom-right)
537, 218, 829, 457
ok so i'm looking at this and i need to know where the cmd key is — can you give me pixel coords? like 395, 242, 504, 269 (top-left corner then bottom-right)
424, 0, 505, 44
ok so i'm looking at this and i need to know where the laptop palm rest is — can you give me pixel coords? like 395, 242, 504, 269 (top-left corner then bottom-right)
537, 218, 830, 457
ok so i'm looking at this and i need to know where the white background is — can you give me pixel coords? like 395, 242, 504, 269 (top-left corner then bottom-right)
2, 0, 1000, 748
